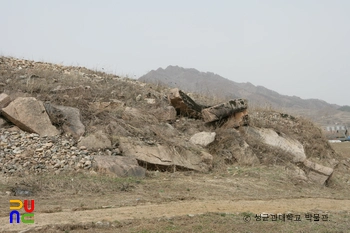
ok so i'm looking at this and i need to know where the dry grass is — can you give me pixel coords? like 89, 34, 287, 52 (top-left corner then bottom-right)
249, 109, 337, 160
28, 211, 350, 233
331, 142, 350, 157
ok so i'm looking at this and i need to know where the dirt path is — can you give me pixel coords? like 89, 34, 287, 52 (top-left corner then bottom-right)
1, 198, 349, 232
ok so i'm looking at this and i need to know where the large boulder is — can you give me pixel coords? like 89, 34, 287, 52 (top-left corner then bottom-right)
168, 88, 208, 118
2, 97, 59, 136
201, 99, 248, 123
246, 127, 306, 163
190, 132, 216, 147
221, 109, 249, 128
119, 137, 213, 172
78, 130, 111, 150
246, 127, 333, 185
44, 102, 85, 139
93, 156, 146, 177
303, 159, 334, 185
210, 129, 259, 166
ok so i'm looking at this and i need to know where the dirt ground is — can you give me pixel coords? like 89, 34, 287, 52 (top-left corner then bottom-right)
0, 143, 349, 233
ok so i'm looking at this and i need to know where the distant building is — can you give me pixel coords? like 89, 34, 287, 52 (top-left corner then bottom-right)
324, 125, 348, 139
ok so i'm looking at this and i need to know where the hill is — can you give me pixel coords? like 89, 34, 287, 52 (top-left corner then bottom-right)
338, 105, 350, 112
139, 65, 350, 126
1, 56, 350, 232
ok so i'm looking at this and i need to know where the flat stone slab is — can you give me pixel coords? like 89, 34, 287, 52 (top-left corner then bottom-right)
119, 137, 212, 172
246, 127, 306, 163
94, 156, 146, 177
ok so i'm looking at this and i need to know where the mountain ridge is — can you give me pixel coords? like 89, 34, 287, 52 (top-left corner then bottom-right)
139, 65, 349, 126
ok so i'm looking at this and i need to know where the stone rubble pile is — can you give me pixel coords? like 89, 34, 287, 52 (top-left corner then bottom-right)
0, 127, 121, 176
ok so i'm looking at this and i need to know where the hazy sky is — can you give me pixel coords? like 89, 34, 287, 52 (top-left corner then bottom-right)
1, 1, 349, 105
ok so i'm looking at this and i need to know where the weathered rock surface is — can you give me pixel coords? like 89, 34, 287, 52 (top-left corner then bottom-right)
286, 164, 308, 183
165, 106, 177, 122
246, 127, 333, 185
303, 159, 334, 185
222, 109, 249, 128
246, 127, 306, 163
119, 137, 212, 172
105, 121, 131, 137
93, 156, 146, 177
2, 97, 59, 136
168, 88, 208, 118
44, 102, 85, 139
190, 132, 216, 147
0, 118, 9, 128
212, 129, 259, 166
0, 93, 11, 109
78, 130, 111, 150
201, 99, 248, 123
232, 141, 260, 166
122, 107, 159, 124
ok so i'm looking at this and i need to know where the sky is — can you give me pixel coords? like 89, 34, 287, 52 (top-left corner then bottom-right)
1, 0, 349, 106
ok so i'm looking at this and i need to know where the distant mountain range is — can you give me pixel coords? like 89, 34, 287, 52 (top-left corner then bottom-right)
139, 65, 350, 127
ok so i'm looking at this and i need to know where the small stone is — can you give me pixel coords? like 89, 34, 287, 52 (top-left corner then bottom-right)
145, 98, 156, 104
135, 94, 142, 101
45, 142, 53, 148
84, 161, 91, 166
79, 146, 87, 150
13, 149, 23, 154
62, 140, 69, 146
53, 162, 61, 168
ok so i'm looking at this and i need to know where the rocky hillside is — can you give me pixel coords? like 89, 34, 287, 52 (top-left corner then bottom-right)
0, 56, 347, 186
139, 66, 350, 126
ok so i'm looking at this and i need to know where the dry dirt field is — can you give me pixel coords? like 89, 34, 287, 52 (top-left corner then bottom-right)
0, 142, 349, 233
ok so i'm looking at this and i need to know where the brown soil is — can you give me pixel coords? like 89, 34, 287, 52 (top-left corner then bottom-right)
1, 156, 350, 233
1, 198, 350, 232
